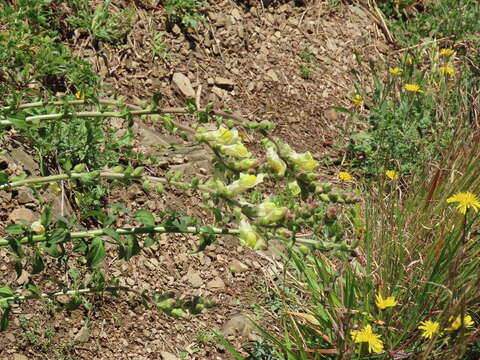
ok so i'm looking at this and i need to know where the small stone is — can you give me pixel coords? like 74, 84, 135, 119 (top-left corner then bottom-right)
266, 69, 279, 82
13, 355, 28, 360
16, 188, 36, 204
212, 86, 226, 99
214, 77, 235, 88
229, 260, 249, 274
185, 270, 203, 288
172, 73, 195, 98
9, 208, 36, 223
74, 324, 90, 343
172, 24, 181, 35
222, 314, 253, 337
207, 277, 225, 291
56, 295, 71, 305
161, 351, 178, 360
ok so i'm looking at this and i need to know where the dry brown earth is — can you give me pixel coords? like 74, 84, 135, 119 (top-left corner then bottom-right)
0, 0, 391, 359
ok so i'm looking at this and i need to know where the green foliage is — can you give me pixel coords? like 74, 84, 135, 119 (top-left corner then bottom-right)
67, 0, 134, 44
381, 0, 480, 46
299, 47, 315, 80
0, 0, 99, 99
163, 0, 206, 29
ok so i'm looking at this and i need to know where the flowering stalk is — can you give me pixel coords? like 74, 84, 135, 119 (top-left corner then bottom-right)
0, 286, 132, 305
0, 225, 240, 247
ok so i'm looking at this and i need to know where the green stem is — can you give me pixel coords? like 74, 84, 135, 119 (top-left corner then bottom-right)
0, 225, 240, 247
1, 286, 131, 304
0, 170, 212, 193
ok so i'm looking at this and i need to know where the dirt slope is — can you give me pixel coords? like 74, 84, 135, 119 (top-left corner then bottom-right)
0, 1, 390, 359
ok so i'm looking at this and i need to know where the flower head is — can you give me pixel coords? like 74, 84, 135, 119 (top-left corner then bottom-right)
238, 219, 266, 249
389, 67, 402, 76
445, 314, 475, 331
418, 320, 440, 339
440, 48, 456, 57
447, 192, 480, 215
287, 180, 301, 196
266, 146, 287, 177
197, 126, 238, 146
352, 94, 364, 107
221, 142, 251, 158
350, 324, 384, 354
233, 158, 257, 170
75, 91, 84, 100
439, 66, 455, 76
338, 171, 353, 182
289, 151, 318, 172
255, 200, 287, 225
404, 83, 423, 93
375, 292, 397, 310
385, 170, 398, 180
406, 56, 413, 65
226, 173, 265, 195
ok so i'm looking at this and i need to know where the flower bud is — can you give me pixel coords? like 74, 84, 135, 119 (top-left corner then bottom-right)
287, 180, 301, 196
31, 221, 45, 234
233, 158, 257, 170
266, 146, 286, 177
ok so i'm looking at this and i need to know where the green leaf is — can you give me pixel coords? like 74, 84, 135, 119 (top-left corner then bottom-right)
31, 249, 45, 275
14, 261, 22, 278
86, 237, 106, 267
332, 106, 355, 116
0, 286, 14, 298
118, 235, 140, 261
190, 227, 216, 254
5, 224, 24, 235
144, 236, 157, 248
134, 209, 155, 227
103, 228, 120, 241
0, 307, 11, 331
8, 238, 24, 258
0, 172, 8, 185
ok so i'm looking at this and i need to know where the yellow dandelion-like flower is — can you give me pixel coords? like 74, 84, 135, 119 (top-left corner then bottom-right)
385, 170, 398, 180
352, 94, 364, 107
439, 66, 455, 76
338, 171, 353, 182
404, 83, 424, 93
446, 192, 480, 215
445, 315, 475, 331
406, 56, 413, 65
75, 91, 84, 99
375, 292, 397, 310
440, 48, 456, 57
418, 320, 441, 339
350, 324, 384, 354
389, 67, 402, 76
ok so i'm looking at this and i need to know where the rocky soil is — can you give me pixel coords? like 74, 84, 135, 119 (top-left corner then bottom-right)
0, 0, 391, 359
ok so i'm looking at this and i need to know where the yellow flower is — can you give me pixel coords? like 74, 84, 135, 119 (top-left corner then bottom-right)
198, 126, 238, 146
234, 158, 257, 170
375, 292, 397, 310
389, 67, 402, 76
226, 173, 265, 195
440, 48, 456, 57
446, 192, 480, 215
289, 151, 318, 172
266, 146, 287, 177
406, 56, 413, 65
439, 66, 455, 76
385, 170, 398, 180
445, 314, 475, 331
418, 320, 440, 339
238, 219, 265, 249
351, 324, 384, 354
287, 180, 301, 196
221, 142, 251, 158
75, 91, 84, 99
352, 94, 364, 107
404, 83, 423, 93
338, 171, 353, 182
255, 200, 287, 225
